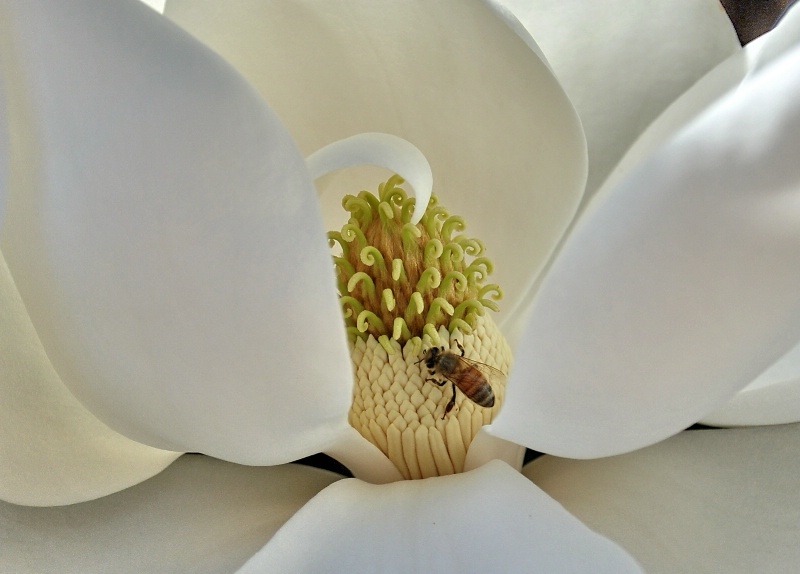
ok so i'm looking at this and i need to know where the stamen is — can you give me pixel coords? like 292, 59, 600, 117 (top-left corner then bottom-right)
360, 246, 386, 272
391, 259, 405, 282
416, 268, 442, 294
327, 173, 512, 479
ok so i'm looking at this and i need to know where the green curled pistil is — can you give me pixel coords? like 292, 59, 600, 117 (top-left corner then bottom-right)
328, 175, 503, 349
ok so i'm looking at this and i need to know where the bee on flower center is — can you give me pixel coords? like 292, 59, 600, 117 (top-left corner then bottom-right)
417, 341, 506, 418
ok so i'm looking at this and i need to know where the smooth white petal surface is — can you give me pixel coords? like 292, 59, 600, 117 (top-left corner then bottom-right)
323, 425, 404, 484
493, 38, 800, 457
495, 0, 740, 198
0, 71, 7, 228
462, 426, 526, 473
238, 460, 642, 574
0, 455, 342, 573
525, 424, 800, 574
702, 338, 800, 425
601, 3, 800, 426
138, 0, 165, 13
601, 2, 800, 197
0, 255, 180, 506
165, 0, 588, 327
0, 0, 352, 464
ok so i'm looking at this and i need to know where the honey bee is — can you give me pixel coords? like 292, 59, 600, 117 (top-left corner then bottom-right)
417, 341, 506, 418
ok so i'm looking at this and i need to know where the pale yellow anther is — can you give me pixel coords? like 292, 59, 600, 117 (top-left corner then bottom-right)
382, 289, 396, 312
391, 259, 404, 281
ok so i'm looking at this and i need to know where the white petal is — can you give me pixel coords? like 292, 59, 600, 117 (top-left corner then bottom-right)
306, 132, 433, 225
462, 426, 526, 473
493, 38, 800, 457
0, 253, 180, 506
702, 338, 800, 426
1, 0, 352, 464
165, 0, 588, 326
138, 0, 165, 12
600, 3, 800, 198
238, 460, 642, 574
0, 71, 7, 228
323, 426, 404, 484
524, 424, 800, 574
608, 4, 800, 428
0, 455, 342, 573
606, 5, 800, 428
495, 0, 740, 198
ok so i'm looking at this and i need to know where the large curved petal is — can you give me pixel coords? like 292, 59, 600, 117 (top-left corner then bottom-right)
164, 0, 588, 327
600, 3, 800, 426
495, 0, 740, 198
0, 0, 352, 465
238, 460, 642, 573
0, 455, 342, 573
0, 254, 180, 506
525, 424, 800, 573
492, 38, 800, 457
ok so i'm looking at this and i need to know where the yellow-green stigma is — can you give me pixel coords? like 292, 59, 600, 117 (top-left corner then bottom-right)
329, 175, 512, 479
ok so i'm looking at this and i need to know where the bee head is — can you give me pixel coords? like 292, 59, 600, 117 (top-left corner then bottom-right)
416, 346, 442, 368
423, 346, 447, 369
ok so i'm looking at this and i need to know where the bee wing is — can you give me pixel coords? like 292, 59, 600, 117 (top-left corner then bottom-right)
455, 356, 508, 386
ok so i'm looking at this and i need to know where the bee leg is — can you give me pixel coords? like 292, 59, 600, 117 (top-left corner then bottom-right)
426, 377, 447, 387
456, 340, 465, 357
443, 382, 457, 418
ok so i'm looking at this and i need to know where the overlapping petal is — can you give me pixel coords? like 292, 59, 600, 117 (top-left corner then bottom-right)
0, 456, 341, 573
525, 424, 800, 573
702, 339, 800, 425
237, 460, 642, 573
164, 0, 588, 327
494, 0, 740, 198
601, 2, 800, 196
0, 0, 353, 472
601, 4, 800, 425
493, 36, 800, 457
0, 255, 180, 506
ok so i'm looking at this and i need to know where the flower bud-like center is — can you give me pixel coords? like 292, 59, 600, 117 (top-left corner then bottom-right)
330, 176, 512, 478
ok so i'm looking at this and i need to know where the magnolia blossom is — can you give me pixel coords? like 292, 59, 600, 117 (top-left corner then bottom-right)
2, 0, 800, 572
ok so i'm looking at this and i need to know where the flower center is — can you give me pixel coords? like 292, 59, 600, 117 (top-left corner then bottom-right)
329, 176, 512, 479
